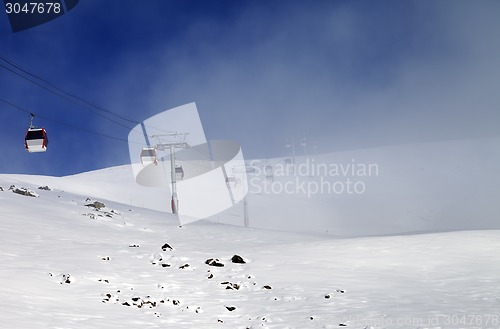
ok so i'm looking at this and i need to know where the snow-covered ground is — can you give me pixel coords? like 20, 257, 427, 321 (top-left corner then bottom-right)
1, 138, 499, 328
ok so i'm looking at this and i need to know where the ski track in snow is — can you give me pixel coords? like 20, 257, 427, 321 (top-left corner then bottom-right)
0, 170, 500, 329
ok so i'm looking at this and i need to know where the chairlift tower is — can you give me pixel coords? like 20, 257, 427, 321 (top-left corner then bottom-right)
151, 132, 189, 215
285, 136, 296, 174
299, 132, 307, 156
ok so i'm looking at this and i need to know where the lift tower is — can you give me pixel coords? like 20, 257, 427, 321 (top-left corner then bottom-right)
151, 132, 189, 215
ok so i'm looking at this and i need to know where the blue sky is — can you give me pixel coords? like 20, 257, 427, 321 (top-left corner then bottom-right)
1, 0, 499, 176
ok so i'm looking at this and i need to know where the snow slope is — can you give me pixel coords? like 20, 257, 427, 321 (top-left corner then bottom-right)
9, 137, 500, 236
1, 138, 499, 328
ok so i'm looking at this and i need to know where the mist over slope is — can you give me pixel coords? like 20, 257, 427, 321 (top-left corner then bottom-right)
14, 136, 494, 237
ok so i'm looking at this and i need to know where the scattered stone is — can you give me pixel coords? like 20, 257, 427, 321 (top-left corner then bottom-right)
325, 294, 331, 299
151, 254, 163, 265
179, 263, 190, 269
339, 323, 348, 327
218, 319, 224, 323
208, 273, 214, 279
145, 301, 158, 308
336, 289, 345, 294
55, 273, 72, 284
0, 187, 3, 191
101, 256, 110, 261
98, 279, 110, 283
172, 299, 180, 306
83, 213, 96, 220
129, 244, 140, 248
205, 258, 224, 267
102, 293, 111, 302
262, 285, 273, 290
161, 263, 171, 268
10, 186, 39, 197
161, 243, 173, 251
231, 254, 246, 264
225, 306, 237, 312
85, 201, 106, 210
122, 302, 131, 306
221, 282, 240, 290
38, 185, 51, 191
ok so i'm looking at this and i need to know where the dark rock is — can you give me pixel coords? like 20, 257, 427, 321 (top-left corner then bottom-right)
144, 301, 156, 308
38, 185, 51, 191
221, 282, 240, 290
179, 264, 190, 269
205, 258, 224, 267
11, 186, 38, 197
225, 306, 236, 312
122, 302, 131, 306
161, 243, 173, 251
161, 263, 171, 268
208, 273, 214, 279
262, 285, 272, 290
129, 244, 140, 248
325, 294, 331, 299
85, 201, 105, 210
231, 255, 246, 264
61, 274, 72, 284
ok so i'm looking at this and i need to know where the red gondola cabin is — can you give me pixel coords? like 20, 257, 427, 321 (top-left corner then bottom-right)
25, 128, 48, 153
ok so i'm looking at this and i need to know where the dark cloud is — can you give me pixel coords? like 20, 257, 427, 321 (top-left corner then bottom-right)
0, 1, 499, 175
